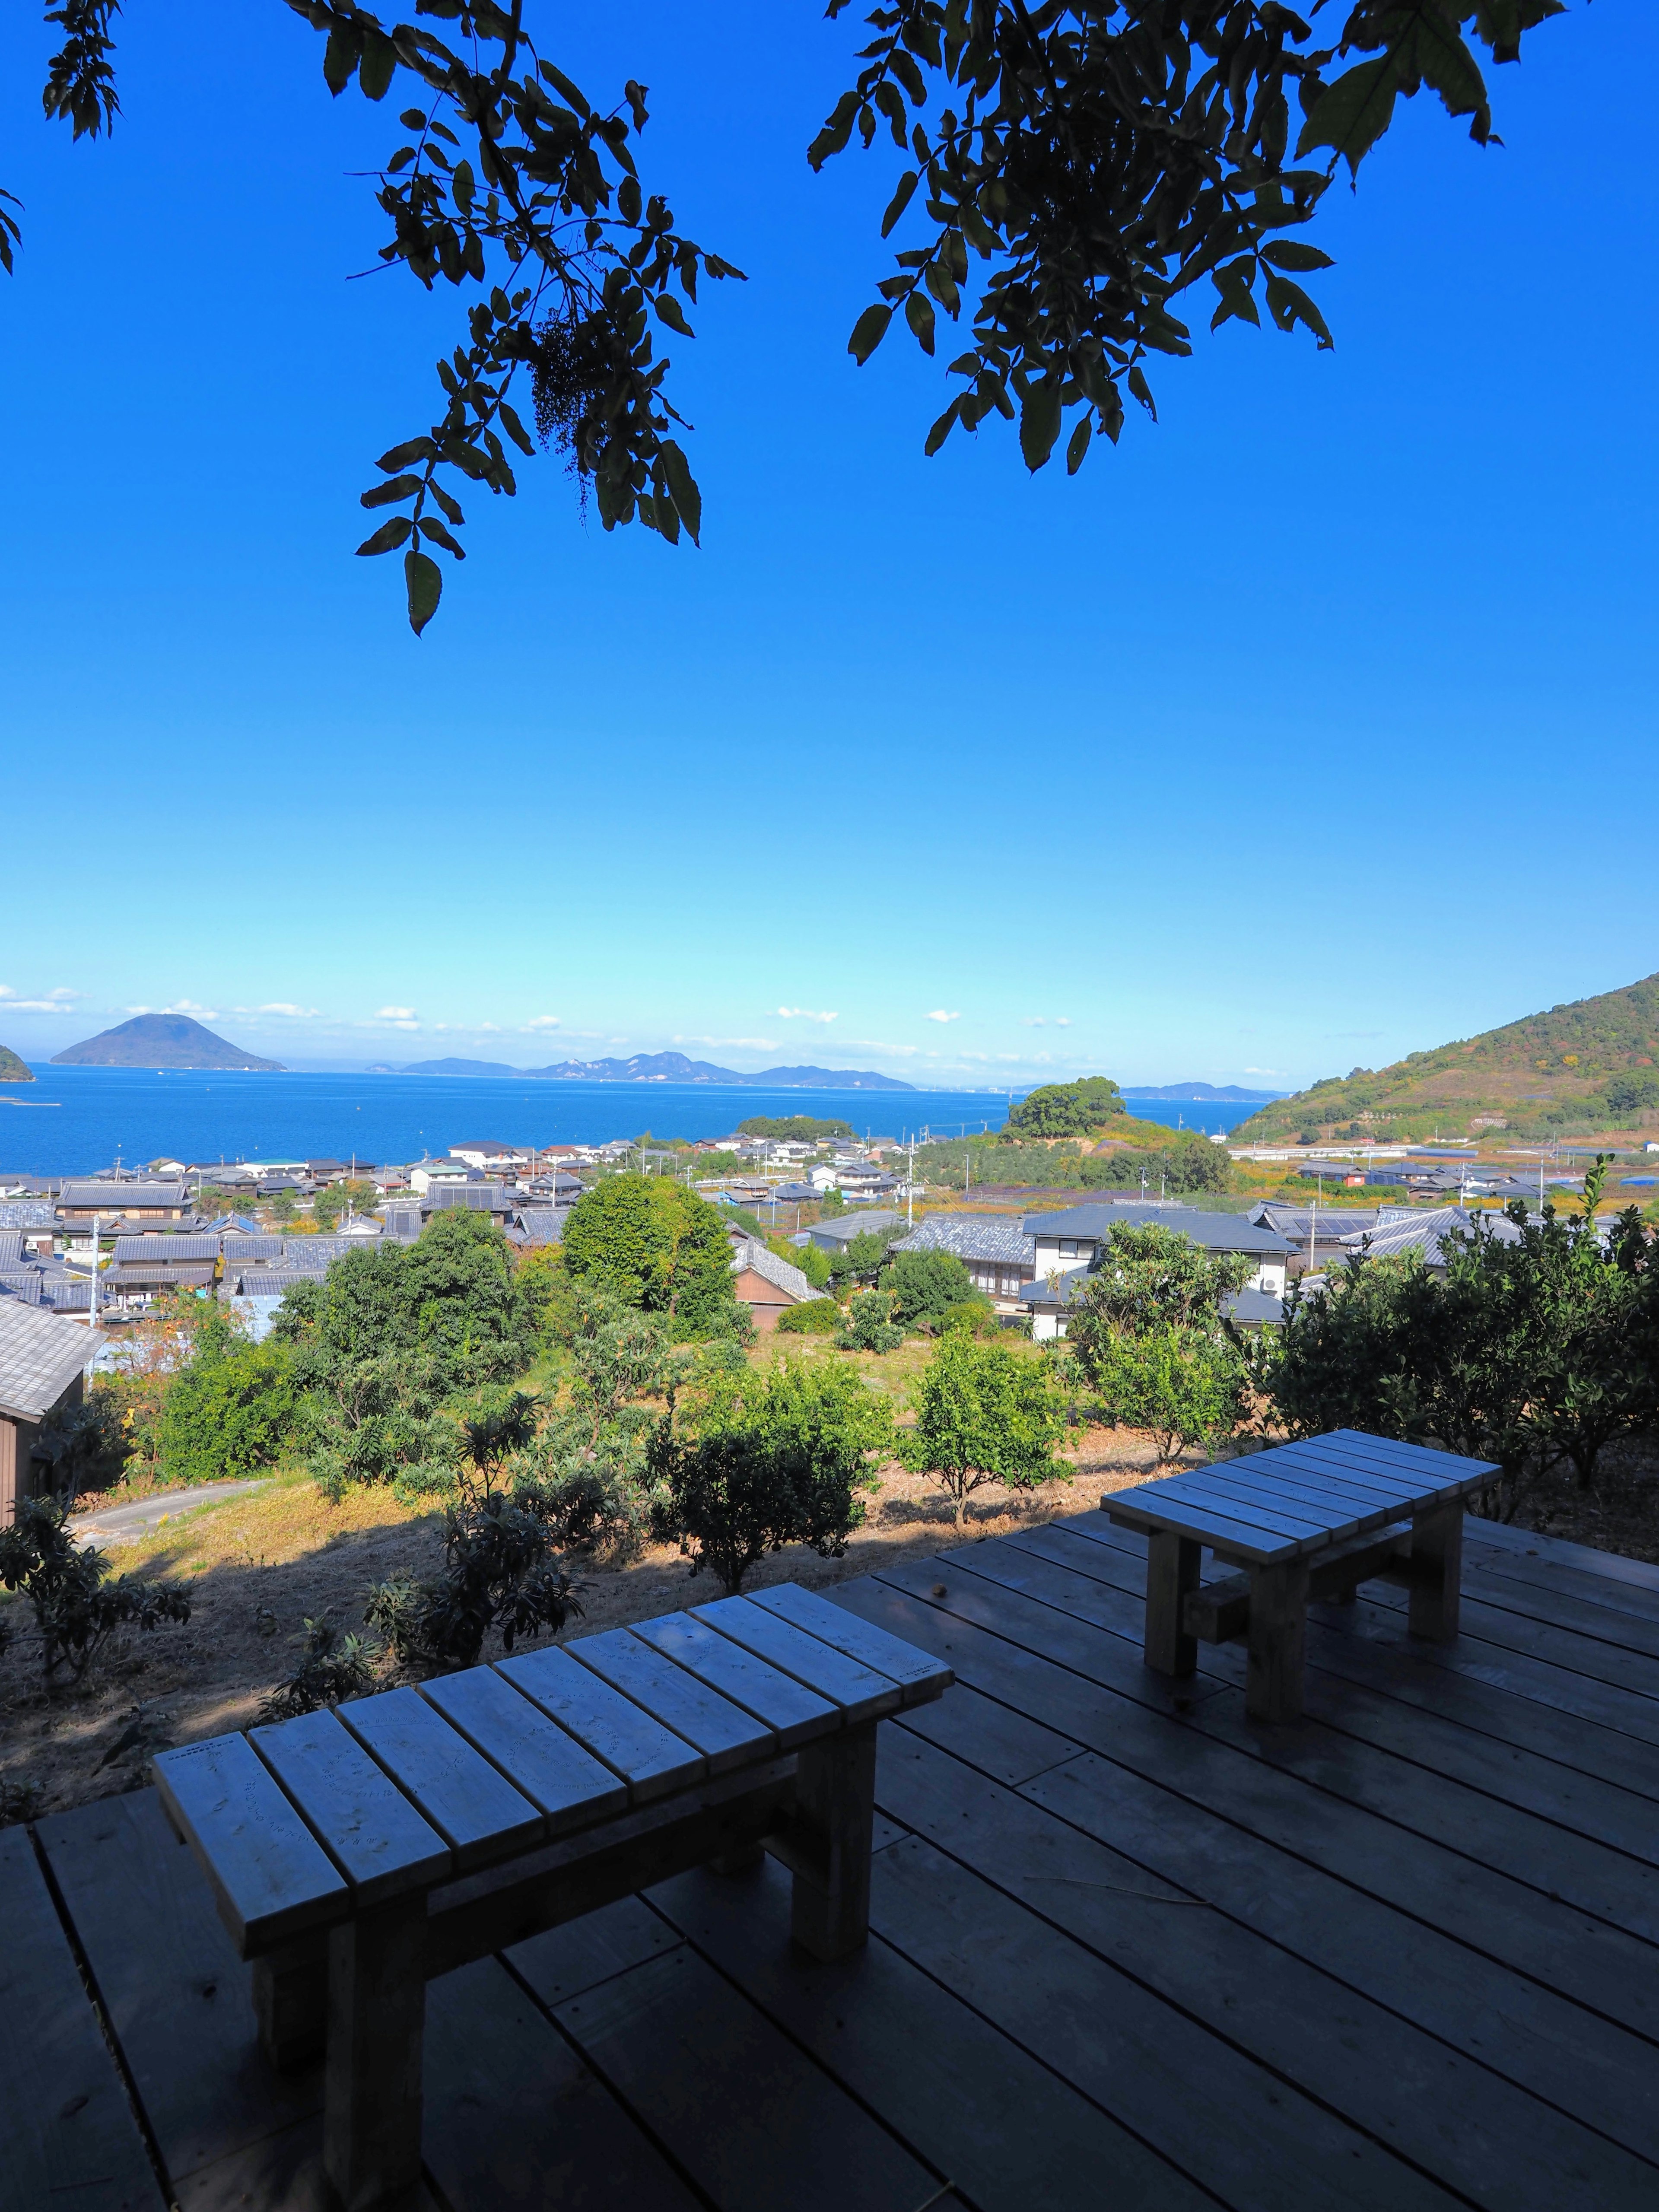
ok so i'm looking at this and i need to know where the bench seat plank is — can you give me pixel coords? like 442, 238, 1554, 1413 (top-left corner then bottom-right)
632, 1612, 842, 1750
1104, 1490, 1299, 1564
497, 1644, 706, 1802
251, 1707, 450, 1905
1201, 1462, 1411, 1526
750, 1582, 955, 1705
1231, 1459, 1422, 1515
1137, 1476, 1343, 1542
571, 1625, 776, 1774
693, 1595, 906, 1723
1326, 1428, 1500, 1482
421, 1665, 629, 1834
153, 1731, 349, 1954
340, 1686, 544, 1872
1272, 1443, 1439, 1502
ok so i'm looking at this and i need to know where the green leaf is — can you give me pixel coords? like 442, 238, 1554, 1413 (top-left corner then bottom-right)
923, 397, 961, 457
429, 480, 465, 526
904, 290, 935, 356
415, 514, 466, 559
1019, 381, 1063, 473
880, 170, 918, 239
848, 302, 892, 365
660, 440, 701, 545
356, 516, 413, 557
1065, 416, 1092, 476
322, 23, 360, 98
359, 29, 397, 102
378, 439, 437, 470
497, 400, 535, 457
404, 550, 442, 636
1261, 241, 1335, 273
537, 61, 591, 119
360, 474, 423, 509
1296, 58, 1404, 177
1126, 364, 1156, 420
653, 295, 694, 337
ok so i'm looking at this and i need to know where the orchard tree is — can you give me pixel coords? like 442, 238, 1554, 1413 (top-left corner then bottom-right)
13, 4, 1569, 629
561, 1173, 740, 1337
899, 1332, 1069, 1529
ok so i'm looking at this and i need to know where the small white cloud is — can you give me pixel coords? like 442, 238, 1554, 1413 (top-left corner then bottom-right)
521, 1015, 561, 1032
1242, 1066, 1285, 1076
1055, 1017, 1071, 1028
846, 1039, 919, 1058
257, 1003, 319, 1018
377, 1006, 417, 1022
159, 998, 218, 1018
1020, 1017, 1045, 1028
925, 1010, 961, 1024
775, 1007, 838, 1023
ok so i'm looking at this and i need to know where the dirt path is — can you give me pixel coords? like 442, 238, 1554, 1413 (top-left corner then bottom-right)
72, 1480, 272, 1548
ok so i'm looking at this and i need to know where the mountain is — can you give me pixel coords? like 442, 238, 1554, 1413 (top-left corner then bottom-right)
1122, 1083, 1285, 1101
1231, 973, 1659, 1144
0, 1044, 33, 1082
399, 1052, 916, 1090
51, 1014, 285, 1071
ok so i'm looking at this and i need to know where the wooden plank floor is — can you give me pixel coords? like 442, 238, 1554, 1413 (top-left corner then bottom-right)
7, 1507, 1659, 2212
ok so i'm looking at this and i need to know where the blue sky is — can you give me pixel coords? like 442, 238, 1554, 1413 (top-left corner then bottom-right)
0, 2, 1653, 1091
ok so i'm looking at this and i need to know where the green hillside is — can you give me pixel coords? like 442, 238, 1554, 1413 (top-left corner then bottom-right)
1233, 973, 1659, 1144
0, 1043, 33, 1082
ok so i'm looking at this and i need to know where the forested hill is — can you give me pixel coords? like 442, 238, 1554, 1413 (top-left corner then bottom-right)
1233, 974, 1659, 1144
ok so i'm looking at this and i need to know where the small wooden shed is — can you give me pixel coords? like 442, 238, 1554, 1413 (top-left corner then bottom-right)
0, 1299, 106, 1524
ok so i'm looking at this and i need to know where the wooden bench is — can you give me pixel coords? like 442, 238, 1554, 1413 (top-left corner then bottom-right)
1104, 1428, 1498, 1723
151, 1584, 951, 2212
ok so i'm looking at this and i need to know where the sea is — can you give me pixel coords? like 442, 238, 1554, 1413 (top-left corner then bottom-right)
0, 1068, 1267, 1176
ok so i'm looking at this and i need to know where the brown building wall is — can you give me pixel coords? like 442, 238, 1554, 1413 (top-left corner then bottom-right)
732, 1268, 794, 1333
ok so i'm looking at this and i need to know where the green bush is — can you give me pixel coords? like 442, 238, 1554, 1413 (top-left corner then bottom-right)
775, 1297, 842, 1335
782, 1237, 833, 1291
1088, 1322, 1249, 1466
561, 1173, 742, 1338
160, 1336, 296, 1487
363, 1472, 579, 1671
0, 1495, 191, 1684
881, 1249, 975, 1328
835, 1291, 903, 1353
898, 1335, 1069, 1529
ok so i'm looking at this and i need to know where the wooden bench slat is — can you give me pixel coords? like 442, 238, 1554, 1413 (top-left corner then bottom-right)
339, 1686, 545, 1872
1271, 1441, 1438, 1501
1289, 1440, 1490, 1506
1104, 1491, 1298, 1564
570, 1625, 777, 1774
1139, 1475, 1343, 1541
691, 1595, 906, 1723
1313, 1433, 1498, 1493
1230, 1458, 1422, 1514
632, 1612, 842, 1750
1326, 1428, 1500, 1481
1200, 1462, 1409, 1527
497, 1644, 706, 1802
251, 1707, 451, 1905
421, 1666, 629, 1835
152, 1731, 349, 1954
750, 1582, 954, 1705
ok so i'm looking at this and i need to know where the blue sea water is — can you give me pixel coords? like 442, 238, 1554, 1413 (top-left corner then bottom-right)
0, 1068, 1265, 1176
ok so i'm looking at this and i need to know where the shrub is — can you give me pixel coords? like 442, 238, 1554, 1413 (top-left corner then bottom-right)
898, 1335, 1070, 1530
666, 1359, 890, 1592
159, 1338, 296, 1487
0, 1496, 191, 1684
363, 1471, 579, 1672
776, 1297, 841, 1336
783, 1238, 833, 1291
259, 1617, 378, 1720
934, 1298, 1000, 1337
1088, 1322, 1249, 1466
835, 1290, 903, 1353
882, 1249, 975, 1329
29, 1389, 132, 1499
561, 1174, 741, 1338
829, 1228, 887, 1284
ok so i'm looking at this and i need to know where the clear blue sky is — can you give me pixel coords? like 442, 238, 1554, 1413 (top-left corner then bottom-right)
1, 3, 1653, 1091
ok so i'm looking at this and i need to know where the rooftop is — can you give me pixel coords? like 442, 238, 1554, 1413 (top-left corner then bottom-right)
1023, 1203, 1291, 1254
10, 1508, 1657, 2210
0, 1297, 102, 1418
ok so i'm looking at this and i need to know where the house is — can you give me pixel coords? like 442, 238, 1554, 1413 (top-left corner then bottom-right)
226, 1262, 334, 1344
103, 1233, 222, 1310
1335, 1205, 1522, 1275
381, 1204, 424, 1244
1248, 1202, 1382, 1273
728, 1235, 819, 1330
798, 1208, 902, 1255
450, 1141, 532, 1171
57, 1179, 191, 1226
1020, 1204, 1292, 1341
0, 1298, 105, 1523
511, 1207, 571, 1247
888, 1214, 1036, 1308
410, 1158, 474, 1195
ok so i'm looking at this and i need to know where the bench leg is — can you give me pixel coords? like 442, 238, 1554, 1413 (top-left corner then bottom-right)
324, 1896, 426, 2212
1409, 1501, 1463, 1642
789, 1721, 876, 1962
253, 1938, 328, 2072
1246, 1560, 1309, 1723
1144, 1531, 1201, 1678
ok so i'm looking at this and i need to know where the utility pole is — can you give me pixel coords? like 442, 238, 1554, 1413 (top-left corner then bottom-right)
89, 1211, 101, 1332
1309, 1184, 1317, 1281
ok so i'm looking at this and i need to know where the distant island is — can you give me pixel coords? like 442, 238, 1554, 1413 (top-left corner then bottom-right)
397, 1051, 916, 1090
0, 1043, 33, 1082
51, 1014, 285, 1071
1121, 1082, 1286, 1101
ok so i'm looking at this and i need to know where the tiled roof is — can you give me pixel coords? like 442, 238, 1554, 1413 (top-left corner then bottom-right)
219, 1235, 284, 1263
1023, 1203, 1290, 1255
730, 1238, 816, 1303
515, 1208, 570, 1245
0, 1298, 104, 1420
424, 1182, 511, 1212
0, 1231, 23, 1270
1337, 1205, 1522, 1268
805, 1208, 902, 1247
1248, 1204, 1379, 1243
42, 1278, 92, 1312
1223, 1286, 1287, 1326
108, 1262, 217, 1289
0, 1270, 43, 1305
891, 1214, 1035, 1267
230, 1267, 330, 1296
0, 1201, 58, 1229
111, 1234, 221, 1263
59, 1180, 187, 1210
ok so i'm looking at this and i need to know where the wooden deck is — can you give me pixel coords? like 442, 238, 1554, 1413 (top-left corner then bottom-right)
6, 1505, 1659, 2212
